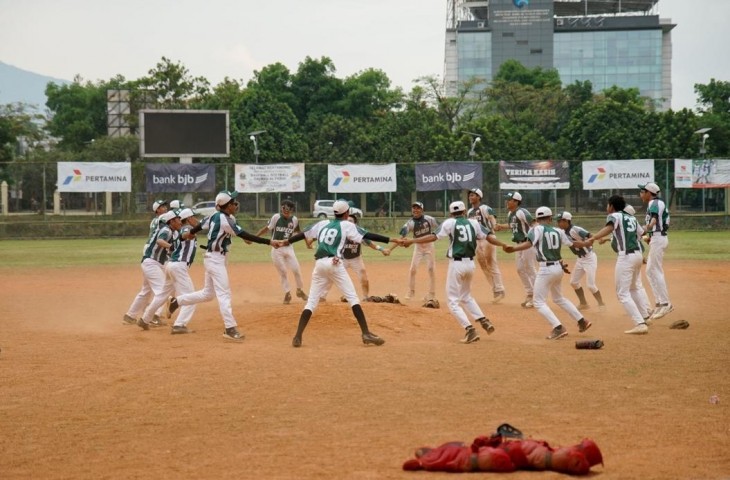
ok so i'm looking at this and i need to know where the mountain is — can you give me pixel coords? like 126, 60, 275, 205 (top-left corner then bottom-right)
0, 61, 70, 108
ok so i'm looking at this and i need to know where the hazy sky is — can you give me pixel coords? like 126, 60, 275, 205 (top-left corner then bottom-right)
0, 0, 727, 111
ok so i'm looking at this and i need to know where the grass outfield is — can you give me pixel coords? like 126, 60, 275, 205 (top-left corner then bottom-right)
4, 230, 728, 268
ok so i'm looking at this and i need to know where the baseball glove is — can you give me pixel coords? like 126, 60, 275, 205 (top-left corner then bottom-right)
669, 319, 690, 329
560, 260, 571, 274
364, 294, 401, 304
422, 298, 440, 309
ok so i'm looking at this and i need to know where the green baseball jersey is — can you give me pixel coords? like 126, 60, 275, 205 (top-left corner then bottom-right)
170, 224, 197, 266
467, 204, 496, 230
606, 212, 643, 253
527, 224, 573, 262
645, 198, 670, 234
563, 224, 593, 257
266, 213, 299, 241
507, 207, 533, 242
434, 216, 486, 259
143, 224, 175, 264
303, 218, 365, 259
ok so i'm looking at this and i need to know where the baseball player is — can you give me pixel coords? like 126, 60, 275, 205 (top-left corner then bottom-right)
123, 199, 169, 326
255, 200, 309, 304
169, 199, 184, 210
505, 207, 593, 340
555, 211, 605, 310
467, 188, 506, 303
284, 200, 400, 348
638, 182, 673, 321
166, 208, 199, 334
588, 195, 651, 334
314, 214, 390, 301
167, 191, 281, 341
403, 201, 509, 344
495, 192, 536, 308
136, 209, 182, 330
390, 201, 439, 301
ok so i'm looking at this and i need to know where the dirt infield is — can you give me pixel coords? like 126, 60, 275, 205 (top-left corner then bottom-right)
1, 257, 728, 479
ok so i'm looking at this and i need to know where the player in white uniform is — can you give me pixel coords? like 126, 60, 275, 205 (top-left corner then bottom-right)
167, 191, 281, 341
123, 199, 169, 326
284, 200, 401, 347
403, 201, 509, 344
255, 200, 308, 304
467, 188, 506, 304
556, 211, 605, 310
505, 207, 593, 340
495, 192, 536, 308
391, 201, 439, 300
638, 182, 673, 321
166, 208, 199, 334
588, 195, 651, 334
136, 210, 182, 330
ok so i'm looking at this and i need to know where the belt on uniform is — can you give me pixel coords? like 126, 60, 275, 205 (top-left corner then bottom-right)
651, 231, 667, 236
453, 257, 473, 261
316, 255, 336, 259
542, 261, 557, 266
577, 253, 586, 258
625, 248, 638, 254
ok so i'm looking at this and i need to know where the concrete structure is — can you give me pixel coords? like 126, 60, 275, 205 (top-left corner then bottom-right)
445, 0, 674, 109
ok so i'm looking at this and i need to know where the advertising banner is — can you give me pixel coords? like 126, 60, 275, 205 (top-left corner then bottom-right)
415, 162, 482, 191
498, 160, 570, 189
675, 159, 730, 188
145, 164, 216, 193
58, 162, 131, 192
581, 160, 654, 190
235, 163, 305, 193
327, 164, 397, 193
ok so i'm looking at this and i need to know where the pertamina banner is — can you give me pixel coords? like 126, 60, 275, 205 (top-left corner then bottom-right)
145, 164, 216, 193
582, 160, 654, 190
675, 159, 730, 188
499, 160, 570, 190
235, 163, 305, 193
327, 164, 396, 193
415, 162, 482, 191
58, 162, 131, 192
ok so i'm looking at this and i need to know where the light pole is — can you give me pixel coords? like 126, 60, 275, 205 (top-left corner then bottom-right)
694, 128, 711, 211
465, 132, 482, 158
247, 130, 266, 217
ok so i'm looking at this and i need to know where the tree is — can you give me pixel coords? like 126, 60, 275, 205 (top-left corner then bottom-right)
413, 75, 485, 132
136, 57, 211, 109
493, 59, 562, 89
290, 56, 345, 123
45, 77, 109, 150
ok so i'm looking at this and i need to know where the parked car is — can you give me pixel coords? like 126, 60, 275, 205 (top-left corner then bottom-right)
312, 199, 362, 219
192, 200, 218, 217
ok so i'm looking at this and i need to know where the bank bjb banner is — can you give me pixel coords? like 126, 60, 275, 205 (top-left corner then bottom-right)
582, 160, 654, 190
145, 164, 216, 193
499, 160, 570, 190
235, 163, 305, 193
327, 164, 396, 193
415, 162, 482, 191
675, 159, 730, 188
58, 162, 131, 192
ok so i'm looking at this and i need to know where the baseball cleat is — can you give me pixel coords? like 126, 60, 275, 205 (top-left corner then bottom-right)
578, 319, 592, 333
296, 288, 308, 300
170, 325, 191, 334
460, 326, 480, 344
223, 327, 244, 341
122, 314, 137, 325
283, 292, 292, 304
404, 291, 415, 300
650, 304, 674, 320
492, 291, 506, 304
577, 303, 591, 311
546, 325, 568, 340
292, 336, 302, 348
150, 315, 166, 327
624, 323, 649, 335
477, 318, 495, 335
137, 318, 150, 331
362, 332, 385, 346
521, 297, 534, 308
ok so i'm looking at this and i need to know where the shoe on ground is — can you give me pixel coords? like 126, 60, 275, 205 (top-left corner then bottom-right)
460, 326, 480, 344
644, 316, 653, 326
404, 291, 415, 300
546, 325, 568, 340
521, 297, 534, 308
292, 336, 302, 348
283, 292, 292, 304
150, 315, 166, 327
477, 318, 495, 335
296, 288, 308, 300
122, 314, 137, 325
171, 325, 190, 334
168, 297, 179, 316
650, 304, 674, 320
362, 332, 385, 346
492, 291, 506, 304
578, 319, 592, 333
223, 327, 244, 341
137, 318, 149, 331
340, 295, 348, 303
578, 303, 591, 311
625, 323, 649, 334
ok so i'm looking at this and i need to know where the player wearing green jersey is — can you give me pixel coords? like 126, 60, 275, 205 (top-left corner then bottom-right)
638, 182, 673, 321
495, 192, 536, 308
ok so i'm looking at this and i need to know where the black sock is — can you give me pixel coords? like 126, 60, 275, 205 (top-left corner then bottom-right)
575, 287, 588, 305
295, 309, 312, 338
352, 304, 369, 334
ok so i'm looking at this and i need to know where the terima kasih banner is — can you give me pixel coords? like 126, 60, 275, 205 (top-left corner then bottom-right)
327, 164, 397, 193
235, 163, 305, 193
499, 160, 570, 189
675, 159, 730, 188
581, 160, 654, 190
58, 162, 131, 192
